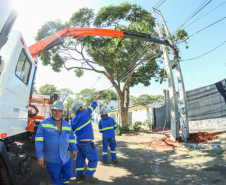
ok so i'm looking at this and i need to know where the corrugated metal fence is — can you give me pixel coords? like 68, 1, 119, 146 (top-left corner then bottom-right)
186, 78, 226, 121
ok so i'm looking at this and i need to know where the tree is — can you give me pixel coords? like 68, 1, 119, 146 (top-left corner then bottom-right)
57, 88, 74, 103
39, 84, 57, 95
64, 96, 76, 118
74, 88, 96, 108
131, 94, 164, 105
74, 88, 118, 109
36, 3, 187, 125
32, 85, 38, 94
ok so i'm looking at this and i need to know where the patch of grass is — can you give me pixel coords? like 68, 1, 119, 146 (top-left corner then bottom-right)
202, 150, 225, 155
162, 149, 175, 153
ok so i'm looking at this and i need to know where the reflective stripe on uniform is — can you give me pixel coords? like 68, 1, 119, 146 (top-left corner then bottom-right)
103, 152, 108, 155
99, 126, 114, 131
114, 125, 117, 127
35, 137, 44, 141
74, 120, 91, 132
89, 106, 94, 113
87, 167, 96, 171
111, 151, 116, 153
62, 126, 71, 131
42, 124, 58, 130
63, 181, 69, 184
69, 139, 75, 143
76, 167, 85, 171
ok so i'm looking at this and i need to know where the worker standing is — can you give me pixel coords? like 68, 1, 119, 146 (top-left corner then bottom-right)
98, 108, 118, 163
35, 100, 77, 185
71, 94, 101, 183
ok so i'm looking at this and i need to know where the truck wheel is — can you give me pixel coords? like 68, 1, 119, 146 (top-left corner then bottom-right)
0, 157, 14, 185
28, 104, 39, 117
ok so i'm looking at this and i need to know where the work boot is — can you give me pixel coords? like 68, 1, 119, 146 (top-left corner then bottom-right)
102, 160, 108, 163
76, 175, 85, 181
85, 176, 99, 183
112, 159, 118, 163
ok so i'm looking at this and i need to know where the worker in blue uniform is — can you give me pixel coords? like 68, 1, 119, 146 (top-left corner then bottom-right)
71, 94, 101, 183
98, 108, 118, 163
35, 100, 77, 185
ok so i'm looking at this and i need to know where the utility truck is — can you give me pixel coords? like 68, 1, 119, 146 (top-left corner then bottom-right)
0, 5, 171, 185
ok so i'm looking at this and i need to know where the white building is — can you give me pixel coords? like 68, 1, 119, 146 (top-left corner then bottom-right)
92, 100, 118, 123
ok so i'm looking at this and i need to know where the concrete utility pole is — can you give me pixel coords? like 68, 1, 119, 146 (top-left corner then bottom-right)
158, 10, 189, 141
152, 8, 179, 141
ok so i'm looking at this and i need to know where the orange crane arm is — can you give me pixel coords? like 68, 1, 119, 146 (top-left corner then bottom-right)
28, 28, 124, 58
28, 27, 171, 58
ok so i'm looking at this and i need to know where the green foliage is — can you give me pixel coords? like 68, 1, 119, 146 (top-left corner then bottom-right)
94, 2, 155, 30
35, 20, 66, 41
173, 29, 189, 49
115, 123, 130, 136
74, 69, 84, 77
32, 85, 38, 94
35, 3, 161, 86
132, 121, 141, 131
57, 88, 74, 103
116, 119, 152, 135
75, 88, 96, 108
74, 88, 118, 108
39, 84, 57, 95
64, 97, 76, 116
98, 89, 118, 104
173, 29, 188, 42
69, 7, 94, 27
131, 94, 164, 105
51, 53, 65, 72
143, 120, 152, 129
202, 150, 224, 155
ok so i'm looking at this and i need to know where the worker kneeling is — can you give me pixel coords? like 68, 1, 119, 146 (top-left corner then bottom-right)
35, 100, 77, 185
98, 108, 118, 163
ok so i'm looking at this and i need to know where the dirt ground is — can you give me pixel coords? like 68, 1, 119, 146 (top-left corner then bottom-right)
17, 124, 226, 185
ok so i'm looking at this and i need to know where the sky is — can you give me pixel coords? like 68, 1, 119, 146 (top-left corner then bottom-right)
9, 0, 226, 97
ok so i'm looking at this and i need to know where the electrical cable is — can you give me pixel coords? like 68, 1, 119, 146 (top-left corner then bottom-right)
183, 1, 226, 30
181, 40, 226, 61
155, 0, 166, 9
118, 31, 162, 81
178, 16, 226, 43
172, 0, 213, 35
90, 74, 103, 88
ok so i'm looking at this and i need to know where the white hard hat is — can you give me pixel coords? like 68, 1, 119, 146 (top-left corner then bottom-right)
51, 100, 64, 111
100, 108, 107, 115
72, 103, 82, 113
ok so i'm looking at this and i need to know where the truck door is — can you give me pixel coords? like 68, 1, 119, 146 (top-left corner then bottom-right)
0, 31, 36, 138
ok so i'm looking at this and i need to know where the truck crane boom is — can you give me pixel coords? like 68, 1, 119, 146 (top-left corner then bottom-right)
28, 27, 171, 58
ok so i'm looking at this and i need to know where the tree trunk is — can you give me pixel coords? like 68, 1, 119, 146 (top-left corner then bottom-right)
118, 84, 130, 126
119, 100, 128, 126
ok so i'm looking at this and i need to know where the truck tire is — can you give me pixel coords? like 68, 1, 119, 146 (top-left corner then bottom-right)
0, 156, 14, 185
28, 104, 39, 117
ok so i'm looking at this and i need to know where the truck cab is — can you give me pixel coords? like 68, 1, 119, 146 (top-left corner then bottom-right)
0, 30, 36, 139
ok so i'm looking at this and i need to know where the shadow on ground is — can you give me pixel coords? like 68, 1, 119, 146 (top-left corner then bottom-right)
16, 129, 226, 185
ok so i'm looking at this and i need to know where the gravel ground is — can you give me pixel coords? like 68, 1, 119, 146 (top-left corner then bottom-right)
17, 125, 226, 185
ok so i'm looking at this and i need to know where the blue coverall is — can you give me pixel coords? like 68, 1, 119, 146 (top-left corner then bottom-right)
71, 101, 98, 178
35, 117, 77, 185
98, 114, 117, 162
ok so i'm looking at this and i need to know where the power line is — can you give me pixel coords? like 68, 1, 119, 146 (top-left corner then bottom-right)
178, 16, 226, 43
154, 0, 166, 9
172, 0, 213, 35
181, 40, 226, 61
183, 2, 226, 30
90, 74, 103, 88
